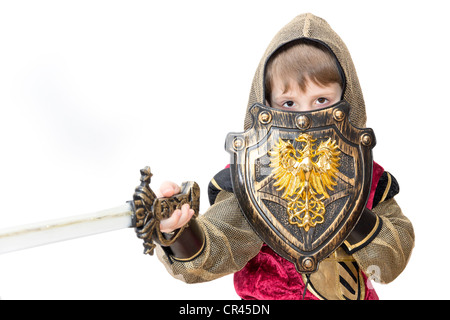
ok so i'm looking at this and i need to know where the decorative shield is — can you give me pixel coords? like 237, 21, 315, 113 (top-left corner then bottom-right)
225, 101, 375, 273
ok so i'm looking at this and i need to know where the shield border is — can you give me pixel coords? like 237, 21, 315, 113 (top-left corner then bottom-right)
226, 101, 375, 273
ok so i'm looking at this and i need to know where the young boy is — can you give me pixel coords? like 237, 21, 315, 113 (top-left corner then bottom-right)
152, 13, 414, 300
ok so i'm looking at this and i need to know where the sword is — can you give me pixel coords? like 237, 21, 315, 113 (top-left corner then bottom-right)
0, 166, 200, 255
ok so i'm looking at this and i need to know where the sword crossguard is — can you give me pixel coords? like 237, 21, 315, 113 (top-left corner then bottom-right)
131, 166, 200, 255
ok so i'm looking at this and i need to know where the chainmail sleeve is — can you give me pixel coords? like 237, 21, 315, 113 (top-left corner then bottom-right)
352, 198, 414, 284
156, 191, 263, 283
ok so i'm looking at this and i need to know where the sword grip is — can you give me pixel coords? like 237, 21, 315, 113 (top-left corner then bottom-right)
153, 181, 200, 221
131, 166, 200, 255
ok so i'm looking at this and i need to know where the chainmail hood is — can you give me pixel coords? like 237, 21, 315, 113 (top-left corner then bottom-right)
244, 13, 367, 130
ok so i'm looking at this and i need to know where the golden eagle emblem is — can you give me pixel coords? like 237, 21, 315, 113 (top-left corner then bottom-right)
269, 133, 341, 231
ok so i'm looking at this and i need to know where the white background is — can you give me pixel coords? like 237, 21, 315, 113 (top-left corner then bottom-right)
0, 0, 448, 300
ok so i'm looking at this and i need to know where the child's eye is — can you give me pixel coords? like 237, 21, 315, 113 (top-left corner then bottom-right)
316, 97, 328, 105
282, 101, 296, 108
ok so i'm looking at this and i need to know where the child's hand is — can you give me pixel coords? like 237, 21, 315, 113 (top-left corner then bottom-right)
158, 181, 195, 233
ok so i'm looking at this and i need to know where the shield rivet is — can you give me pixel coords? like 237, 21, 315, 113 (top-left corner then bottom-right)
258, 111, 272, 124
333, 108, 345, 122
296, 115, 311, 130
302, 257, 314, 270
233, 137, 245, 150
361, 133, 372, 146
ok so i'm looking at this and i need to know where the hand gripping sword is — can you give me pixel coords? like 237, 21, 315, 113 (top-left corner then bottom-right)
0, 166, 200, 255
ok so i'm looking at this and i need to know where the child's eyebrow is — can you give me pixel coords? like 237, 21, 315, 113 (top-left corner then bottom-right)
277, 87, 297, 97
274, 93, 296, 101
313, 91, 336, 97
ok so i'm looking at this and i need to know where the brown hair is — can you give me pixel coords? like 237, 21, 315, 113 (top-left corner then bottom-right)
264, 39, 344, 103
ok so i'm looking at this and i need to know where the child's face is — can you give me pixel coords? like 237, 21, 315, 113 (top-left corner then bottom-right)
269, 76, 342, 112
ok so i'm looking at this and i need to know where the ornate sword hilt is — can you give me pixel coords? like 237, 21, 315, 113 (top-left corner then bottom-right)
130, 166, 200, 255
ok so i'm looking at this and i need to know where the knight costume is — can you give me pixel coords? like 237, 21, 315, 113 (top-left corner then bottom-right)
154, 13, 414, 300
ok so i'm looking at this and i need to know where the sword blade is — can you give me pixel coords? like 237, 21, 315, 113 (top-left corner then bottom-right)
0, 203, 134, 255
